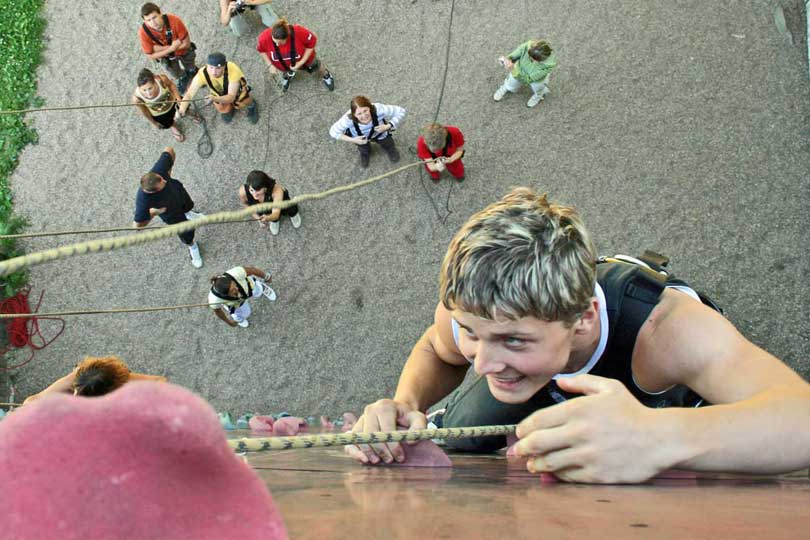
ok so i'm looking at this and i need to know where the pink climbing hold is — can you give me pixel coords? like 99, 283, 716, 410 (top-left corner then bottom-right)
272, 416, 304, 436
0, 381, 288, 540
319, 415, 335, 431
249, 415, 275, 432
365, 440, 452, 468
341, 412, 358, 432
505, 433, 519, 457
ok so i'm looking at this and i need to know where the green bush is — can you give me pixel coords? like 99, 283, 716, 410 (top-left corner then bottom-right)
0, 0, 45, 298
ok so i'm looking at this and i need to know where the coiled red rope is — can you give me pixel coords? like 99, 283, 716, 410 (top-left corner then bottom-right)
0, 286, 65, 371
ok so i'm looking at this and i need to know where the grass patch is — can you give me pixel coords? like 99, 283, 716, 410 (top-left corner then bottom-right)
0, 0, 45, 297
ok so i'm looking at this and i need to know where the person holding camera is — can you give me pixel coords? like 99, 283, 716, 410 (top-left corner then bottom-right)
256, 17, 335, 92
219, 0, 278, 37
329, 96, 406, 168
177, 52, 258, 124
208, 265, 277, 328
494, 39, 557, 108
138, 3, 197, 92
238, 170, 301, 235
416, 123, 466, 181
132, 68, 200, 142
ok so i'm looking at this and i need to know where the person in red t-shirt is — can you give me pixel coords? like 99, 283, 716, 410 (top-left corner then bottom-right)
138, 3, 197, 89
256, 17, 334, 93
416, 123, 466, 181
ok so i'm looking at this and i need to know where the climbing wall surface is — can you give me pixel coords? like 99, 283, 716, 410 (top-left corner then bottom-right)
243, 444, 810, 540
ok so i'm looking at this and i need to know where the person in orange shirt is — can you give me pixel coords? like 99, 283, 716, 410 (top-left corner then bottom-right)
22, 356, 167, 404
138, 3, 198, 91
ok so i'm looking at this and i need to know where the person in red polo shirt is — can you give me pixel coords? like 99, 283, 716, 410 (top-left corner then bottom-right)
138, 3, 197, 91
416, 123, 466, 181
256, 17, 334, 93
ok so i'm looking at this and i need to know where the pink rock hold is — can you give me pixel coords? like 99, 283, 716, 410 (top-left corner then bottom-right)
0, 382, 288, 540
272, 416, 303, 436
341, 412, 358, 432
383, 440, 452, 468
319, 416, 335, 431
505, 433, 519, 457
249, 415, 275, 432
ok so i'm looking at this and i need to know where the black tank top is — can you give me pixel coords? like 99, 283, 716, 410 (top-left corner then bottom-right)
544, 261, 707, 409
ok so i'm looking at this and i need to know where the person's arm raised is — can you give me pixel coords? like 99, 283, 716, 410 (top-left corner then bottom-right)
515, 289, 810, 483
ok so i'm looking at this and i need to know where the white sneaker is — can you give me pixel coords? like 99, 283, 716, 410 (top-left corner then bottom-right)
185, 210, 205, 220
290, 213, 301, 229
261, 285, 277, 301
188, 244, 203, 268
236, 319, 249, 328
493, 86, 508, 102
269, 220, 280, 235
527, 89, 548, 108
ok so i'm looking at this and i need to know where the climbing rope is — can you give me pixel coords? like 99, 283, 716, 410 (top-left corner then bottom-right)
0, 98, 207, 115
0, 286, 65, 370
229, 424, 516, 453
0, 160, 426, 277
0, 218, 257, 240
0, 301, 228, 319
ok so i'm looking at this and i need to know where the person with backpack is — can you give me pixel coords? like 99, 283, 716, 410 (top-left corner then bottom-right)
208, 265, 276, 328
256, 17, 334, 92
416, 123, 466, 181
138, 3, 197, 92
329, 96, 406, 168
177, 52, 258, 124
344, 187, 810, 483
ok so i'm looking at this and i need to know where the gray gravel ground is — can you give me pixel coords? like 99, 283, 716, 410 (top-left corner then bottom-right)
3, 0, 808, 416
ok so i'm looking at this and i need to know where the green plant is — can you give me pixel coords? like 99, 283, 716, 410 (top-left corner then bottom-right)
0, 0, 45, 298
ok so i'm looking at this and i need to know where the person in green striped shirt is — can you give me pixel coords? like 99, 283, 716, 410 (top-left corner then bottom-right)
494, 39, 557, 108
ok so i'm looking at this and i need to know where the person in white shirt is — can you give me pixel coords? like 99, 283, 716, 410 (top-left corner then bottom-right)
329, 96, 406, 168
208, 265, 276, 328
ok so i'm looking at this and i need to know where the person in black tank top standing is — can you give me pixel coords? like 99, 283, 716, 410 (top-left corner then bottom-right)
238, 170, 300, 236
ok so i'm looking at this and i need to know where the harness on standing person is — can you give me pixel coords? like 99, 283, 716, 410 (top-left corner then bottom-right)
210, 271, 253, 313
270, 25, 297, 72
202, 64, 250, 103
143, 15, 175, 59
346, 107, 385, 141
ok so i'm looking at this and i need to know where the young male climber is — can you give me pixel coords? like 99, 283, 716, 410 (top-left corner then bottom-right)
346, 187, 810, 484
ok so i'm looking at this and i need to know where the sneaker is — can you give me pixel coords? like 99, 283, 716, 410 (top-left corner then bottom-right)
222, 110, 235, 124
280, 77, 290, 93
269, 220, 280, 235
359, 151, 370, 169
493, 85, 509, 102
261, 285, 277, 302
185, 210, 205, 221
527, 88, 548, 108
322, 70, 335, 91
188, 244, 203, 268
236, 319, 249, 328
246, 101, 259, 124
290, 213, 302, 229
